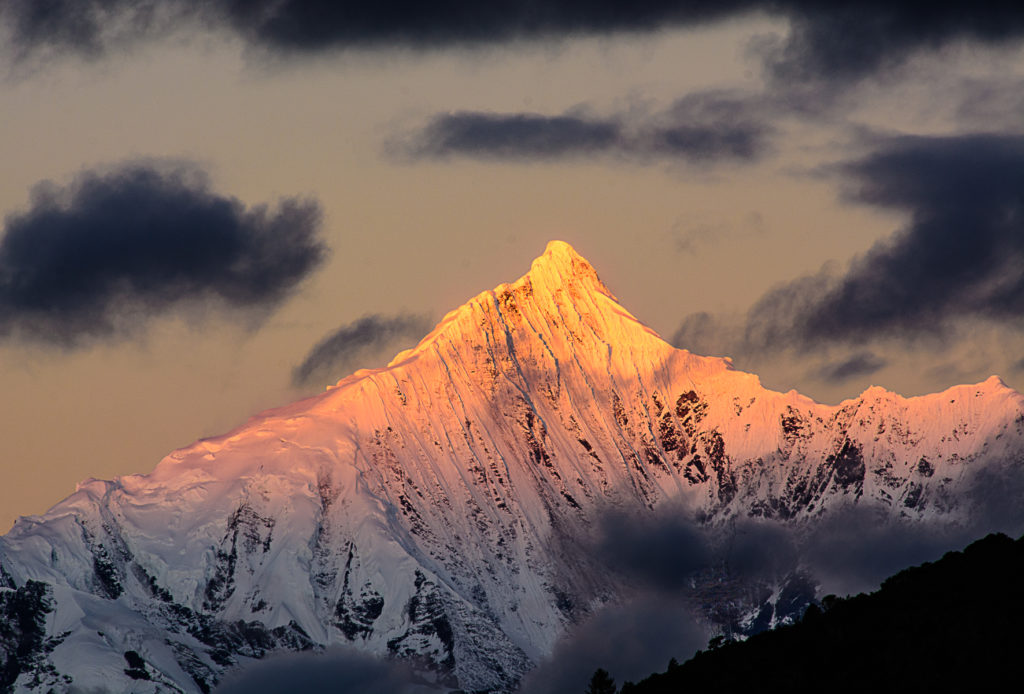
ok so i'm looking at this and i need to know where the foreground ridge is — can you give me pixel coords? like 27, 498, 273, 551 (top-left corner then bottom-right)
1, 241, 1023, 693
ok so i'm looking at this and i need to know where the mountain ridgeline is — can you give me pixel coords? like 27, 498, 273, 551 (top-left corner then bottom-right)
1, 241, 1023, 692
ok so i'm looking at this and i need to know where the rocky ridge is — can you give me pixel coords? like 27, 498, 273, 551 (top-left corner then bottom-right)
1, 241, 1022, 692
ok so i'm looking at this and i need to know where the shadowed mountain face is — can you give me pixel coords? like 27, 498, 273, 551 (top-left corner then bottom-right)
1, 241, 1023, 693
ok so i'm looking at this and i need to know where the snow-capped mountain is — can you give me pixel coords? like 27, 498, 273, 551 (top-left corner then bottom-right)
2, 241, 1023, 693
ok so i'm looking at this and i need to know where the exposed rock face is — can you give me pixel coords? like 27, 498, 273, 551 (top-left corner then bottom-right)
1, 241, 1022, 692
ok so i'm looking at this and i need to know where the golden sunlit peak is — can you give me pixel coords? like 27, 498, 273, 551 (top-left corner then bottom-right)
527, 240, 610, 296
535, 240, 586, 271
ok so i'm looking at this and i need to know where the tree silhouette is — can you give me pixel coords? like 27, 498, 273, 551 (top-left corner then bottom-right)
586, 668, 617, 694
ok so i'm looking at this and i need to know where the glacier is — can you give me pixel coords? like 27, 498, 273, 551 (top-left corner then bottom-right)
1, 240, 1023, 692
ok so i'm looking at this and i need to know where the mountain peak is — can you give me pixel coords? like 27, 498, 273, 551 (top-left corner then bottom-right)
386, 239, 656, 370
534, 240, 587, 272
525, 240, 612, 298
6, 239, 1024, 694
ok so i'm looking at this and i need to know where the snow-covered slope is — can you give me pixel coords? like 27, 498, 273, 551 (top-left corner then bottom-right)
2, 241, 1023, 693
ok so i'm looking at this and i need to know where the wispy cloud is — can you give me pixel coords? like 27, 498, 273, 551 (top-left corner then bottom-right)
0, 160, 325, 347
398, 90, 774, 165
292, 313, 432, 387
816, 351, 888, 382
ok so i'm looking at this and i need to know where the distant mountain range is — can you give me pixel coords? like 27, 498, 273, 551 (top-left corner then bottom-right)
2, 241, 1023, 693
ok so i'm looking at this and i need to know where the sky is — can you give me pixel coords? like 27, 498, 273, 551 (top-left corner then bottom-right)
1, 2, 1024, 530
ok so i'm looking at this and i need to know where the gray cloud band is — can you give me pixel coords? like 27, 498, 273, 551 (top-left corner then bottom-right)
400, 91, 773, 164
6, 2, 1024, 85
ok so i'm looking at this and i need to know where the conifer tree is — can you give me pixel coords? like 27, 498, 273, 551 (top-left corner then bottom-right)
585, 668, 617, 694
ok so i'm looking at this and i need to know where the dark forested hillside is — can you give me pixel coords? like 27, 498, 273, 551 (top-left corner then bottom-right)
619, 532, 1024, 693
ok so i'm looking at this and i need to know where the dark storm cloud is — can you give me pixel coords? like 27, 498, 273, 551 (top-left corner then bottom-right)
0, 0, 175, 63
292, 313, 432, 387
954, 77, 1024, 131
531, 510, 792, 694
961, 462, 1024, 539
216, 1, 738, 51
763, 2, 1024, 85
213, 647, 427, 694
816, 351, 888, 382
9, 2, 1022, 85
593, 507, 799, 591
793, 134, 1024, 345
593, 507, 713, 591
675, 134, 1024, 356
724, 518, 799, 580
403, 91, 773, 164
0, 161, 326, 347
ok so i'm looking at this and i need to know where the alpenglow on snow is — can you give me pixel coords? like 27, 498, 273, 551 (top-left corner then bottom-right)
1, 241, 1023, 692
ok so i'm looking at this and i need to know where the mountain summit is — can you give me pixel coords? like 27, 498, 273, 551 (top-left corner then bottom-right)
526, 239, 608, 291
386, 239, 661, 375
2, 242, 1023, 693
